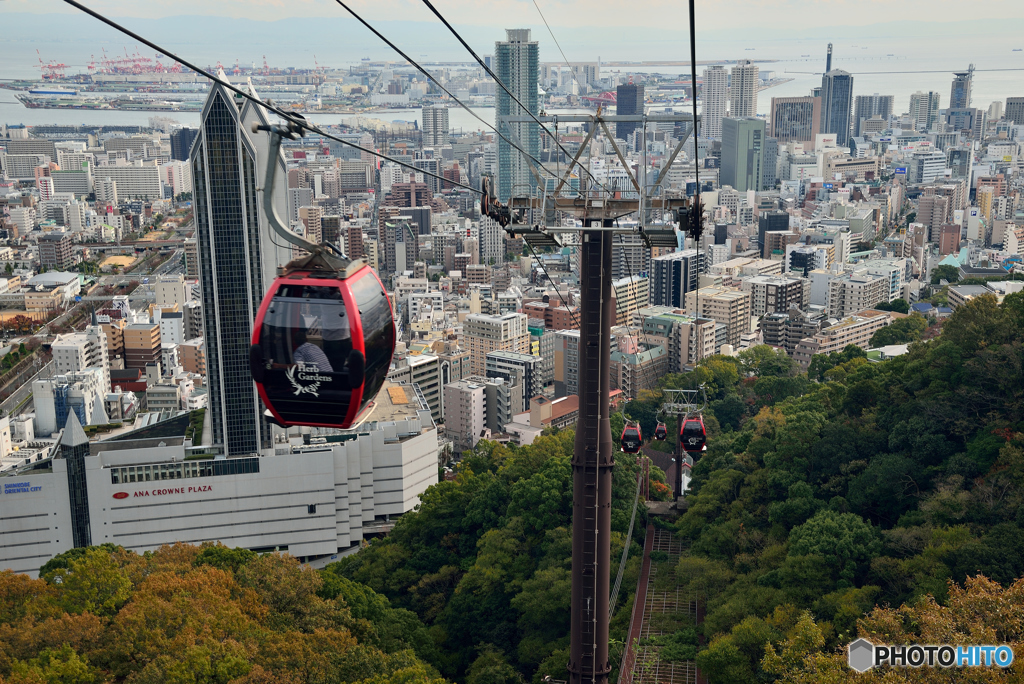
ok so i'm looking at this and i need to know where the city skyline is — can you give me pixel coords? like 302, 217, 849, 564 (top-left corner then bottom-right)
8, 0, 1024, 33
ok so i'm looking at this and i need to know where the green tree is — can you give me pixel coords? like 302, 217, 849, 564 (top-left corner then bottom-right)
193, 543, 257, 573
48, 548, 133, 617
871, 298, 909, 314
466, 646, 523, 684
930, 263, 960, 285
868, 314, 927, 347
738, 345, 797, 378
788, 510, 879, 586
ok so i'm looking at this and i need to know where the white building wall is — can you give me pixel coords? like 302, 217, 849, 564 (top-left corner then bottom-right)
0, 464, 73, 577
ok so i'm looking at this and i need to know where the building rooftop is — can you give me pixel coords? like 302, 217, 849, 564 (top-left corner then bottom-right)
363, 379, 430, 423
26, 272, 77, 287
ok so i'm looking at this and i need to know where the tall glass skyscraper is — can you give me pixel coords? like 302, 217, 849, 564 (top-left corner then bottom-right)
615, 83, 645, 142
950, 69, 973, 109
190, 80, 292, 456
495, 29, 539, 202
819, 69, 854, 146
721, 117, 765, 192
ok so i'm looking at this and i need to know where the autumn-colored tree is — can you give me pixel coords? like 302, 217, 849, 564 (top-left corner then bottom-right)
0, 545, 445, 684
763, 575, 1024, 683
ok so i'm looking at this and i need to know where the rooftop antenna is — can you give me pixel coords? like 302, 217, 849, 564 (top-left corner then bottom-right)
826, 43, 833, 72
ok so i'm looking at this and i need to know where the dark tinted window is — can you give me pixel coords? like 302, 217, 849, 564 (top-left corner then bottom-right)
256, 283, 357, 426
259, 284, 350, 372
350, 272, 395, 410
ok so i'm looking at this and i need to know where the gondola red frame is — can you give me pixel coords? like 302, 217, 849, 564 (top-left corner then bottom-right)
654, 421, 668, 441
679, 414, 707, 453
620, 424, 643, 453
250, 264, 395, 429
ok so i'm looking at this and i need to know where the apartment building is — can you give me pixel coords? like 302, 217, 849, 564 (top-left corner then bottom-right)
463, 312, 530, 376
741, 275, 809, 318
611, 275, 650, 326
826, 271, 889, 318
684, 286, 752, 348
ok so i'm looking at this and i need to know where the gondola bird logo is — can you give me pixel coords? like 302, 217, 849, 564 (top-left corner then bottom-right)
286, 365, 321, 397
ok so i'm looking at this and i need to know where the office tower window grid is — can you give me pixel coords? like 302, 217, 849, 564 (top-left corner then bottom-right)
496, 29, 540, 202
192, 91, 266, 456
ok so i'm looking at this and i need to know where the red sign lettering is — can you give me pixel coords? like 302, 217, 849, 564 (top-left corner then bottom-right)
126, 486, 213, 498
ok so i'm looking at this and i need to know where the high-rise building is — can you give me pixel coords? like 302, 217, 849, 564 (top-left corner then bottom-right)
651, 249, 704, 308
909, 91, 941, 131
683, 286, 752, 348
486, 350, 541, 400
495, 29, 539, 201
1006, 97, 1024, 125
762, 136, 778, 190
443, 378, 487, 452
819, 70, 854, 146
190, 79, 292, 456
463, 312, 530, 376
701, 66, 728, 140
611, 233, 651, 281
552, 329, 580, 398
721, 117, 765, 192
730, 60, 759, 118
52, 323, 110, 393
95, 178, 118, 206
615, 83, 645, 142
422, 105, 450, 147
611, 275, 650, 326
852, 93, 893, 136
38, 232, 75, 271
170, 128, 198, 162
769, 96, 821, 143
950, 68, 973, 109
56, 413, 91, 549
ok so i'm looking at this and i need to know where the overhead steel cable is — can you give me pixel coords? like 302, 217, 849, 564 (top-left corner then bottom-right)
530, 0, 586, 96
522, 239, 580, 330
332, 0, 562, 184
60, 0, 482, 196
418, 0, 613, 195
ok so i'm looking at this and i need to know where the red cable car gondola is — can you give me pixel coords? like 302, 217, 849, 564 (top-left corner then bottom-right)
248, 121, 396, 429
680, 414, 707, 453
620, 423, 642, 454
654, 421, 668, 441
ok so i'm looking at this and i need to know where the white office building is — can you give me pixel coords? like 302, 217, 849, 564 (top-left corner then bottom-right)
701, 66, 728, 140
0, 382, 438, 578
94, 162, 163, 200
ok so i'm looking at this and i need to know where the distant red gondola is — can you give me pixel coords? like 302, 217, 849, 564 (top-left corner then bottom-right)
654, 421, 668, 441
621, 423, 642, 454
680, 415, 706, 453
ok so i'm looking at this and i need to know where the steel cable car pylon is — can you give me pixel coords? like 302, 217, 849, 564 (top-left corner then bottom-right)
248, 120, 396, 429
480, 108, 698, 684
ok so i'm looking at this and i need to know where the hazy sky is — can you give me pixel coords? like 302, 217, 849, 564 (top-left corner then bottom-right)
7, 0, 1024, 31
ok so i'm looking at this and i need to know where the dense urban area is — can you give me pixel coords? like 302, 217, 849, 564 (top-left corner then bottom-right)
0, 16, 1023, 684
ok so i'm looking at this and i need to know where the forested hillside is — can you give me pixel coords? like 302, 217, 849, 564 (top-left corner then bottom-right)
0, 544, 445, 684
337, 291, 1024, 683
332, 430, 653, 683
666, 292, 1024, 681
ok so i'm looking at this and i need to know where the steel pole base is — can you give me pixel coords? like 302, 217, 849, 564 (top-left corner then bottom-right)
568, 225, 614, 684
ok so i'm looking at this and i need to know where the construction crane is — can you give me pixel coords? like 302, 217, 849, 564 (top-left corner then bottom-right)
35, 50, 67, 80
